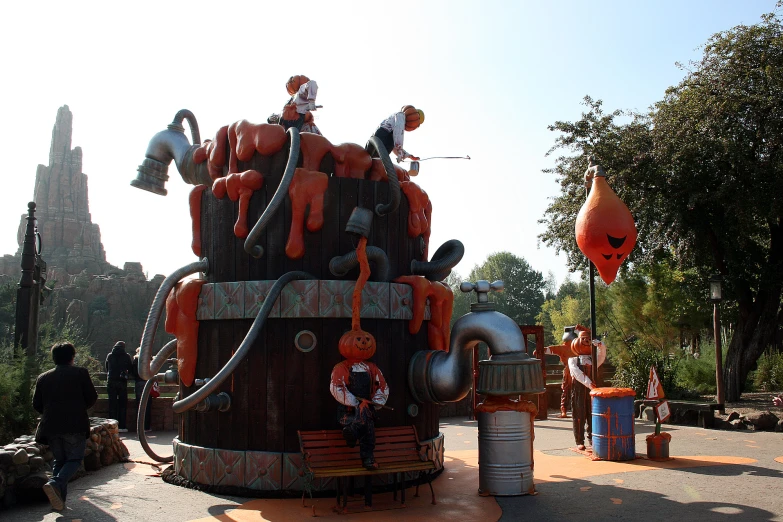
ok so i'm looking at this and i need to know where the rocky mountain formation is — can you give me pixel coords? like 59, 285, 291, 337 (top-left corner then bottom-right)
0, 106, 169, 359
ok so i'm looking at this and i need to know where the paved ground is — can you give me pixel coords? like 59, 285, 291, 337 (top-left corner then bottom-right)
4, 415, 783, 521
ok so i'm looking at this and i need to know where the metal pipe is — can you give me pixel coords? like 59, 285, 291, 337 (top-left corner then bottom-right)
244, 128, 301, 258
365, 136, 401, 216
193, 392, 231, 413
138, 259, 208, 380
131, 110, 211, 195
137, 340, 177, 463
408, 309, 529, 404
329, 246, 390, 282
172, 271, 313, 413
410, 239, 465, 281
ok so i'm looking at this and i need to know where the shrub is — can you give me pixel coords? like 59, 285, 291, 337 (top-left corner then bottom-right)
677, 344, 717, 396
611, 342, 680, 399
752, 351, 783, 392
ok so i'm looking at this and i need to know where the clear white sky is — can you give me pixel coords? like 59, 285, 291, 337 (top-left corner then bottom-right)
0, 1, 775, 287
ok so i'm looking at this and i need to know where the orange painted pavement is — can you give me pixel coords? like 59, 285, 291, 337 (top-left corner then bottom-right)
775, 456, 783, 464
183, 447, 759, 522
534, 450, 756, 482
186, 450, 501, 522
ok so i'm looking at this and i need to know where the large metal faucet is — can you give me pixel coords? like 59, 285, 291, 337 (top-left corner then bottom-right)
408, 280, 543, 404
131, 109, 211, 195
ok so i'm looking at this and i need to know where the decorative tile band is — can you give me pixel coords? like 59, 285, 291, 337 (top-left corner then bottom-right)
172, 432, 445, 491
197, 280, 430, 321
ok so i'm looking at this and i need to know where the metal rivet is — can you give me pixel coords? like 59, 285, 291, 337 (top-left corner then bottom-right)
407, 404, 419, 417
335, 295, 343, 304
258, 469, 267, 476
199, 461, 205, 469
225, 466, 232, 474
402, 298, 410, 305
225, 296, 232, 303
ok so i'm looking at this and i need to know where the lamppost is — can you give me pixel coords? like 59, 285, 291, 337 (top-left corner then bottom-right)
709, 274, 725, 411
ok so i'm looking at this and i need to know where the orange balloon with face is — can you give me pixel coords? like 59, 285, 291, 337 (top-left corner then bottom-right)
338, 328, 376, 362
575, 174, 637, 284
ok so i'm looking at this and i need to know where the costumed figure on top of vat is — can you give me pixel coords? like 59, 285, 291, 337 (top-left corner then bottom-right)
372, 105, 424, 162
269, 74, 319, 131
329, 210, 389, 470
568, 325, 606, 450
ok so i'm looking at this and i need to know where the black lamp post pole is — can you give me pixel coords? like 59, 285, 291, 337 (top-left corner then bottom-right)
713, 302, 725, 411
15, 202, 40, 357
585, 158, 600, 386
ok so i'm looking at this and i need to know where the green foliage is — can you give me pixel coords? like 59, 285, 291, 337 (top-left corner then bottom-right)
752, 351, 783, 391
445, 271, 471, 327
0, 319, 99, 444
537, 277, 590, 346
677, 344, 718, 395
467, 252, 545, 326
539, 10, 783, 399
611, 342, 681, 399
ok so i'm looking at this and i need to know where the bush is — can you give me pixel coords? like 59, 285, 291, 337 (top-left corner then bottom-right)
752, 351, 783, 392
611, 342, 681, 399
0, 319, 99, 444
677, 344, 717, 395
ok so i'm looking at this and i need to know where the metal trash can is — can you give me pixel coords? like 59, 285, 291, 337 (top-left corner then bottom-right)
591, 387, 636, 461
477, 406, 534, 496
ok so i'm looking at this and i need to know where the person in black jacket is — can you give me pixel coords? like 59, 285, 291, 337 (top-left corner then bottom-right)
33, 341, 98, 511
105, 341, 133, 432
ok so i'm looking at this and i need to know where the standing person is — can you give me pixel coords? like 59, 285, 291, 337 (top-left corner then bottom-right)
132, 348, 152, 432
371, 105, 424, 163
105, 341, 132, 433
33, 342, 98, 512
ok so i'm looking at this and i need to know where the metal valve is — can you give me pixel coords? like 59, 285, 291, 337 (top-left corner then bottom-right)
460, 280, 504, 303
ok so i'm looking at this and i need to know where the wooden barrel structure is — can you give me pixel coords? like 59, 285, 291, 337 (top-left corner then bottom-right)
172, 138, 444, 492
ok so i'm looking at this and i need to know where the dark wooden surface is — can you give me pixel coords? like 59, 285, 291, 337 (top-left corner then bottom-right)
181, 149, 438, 452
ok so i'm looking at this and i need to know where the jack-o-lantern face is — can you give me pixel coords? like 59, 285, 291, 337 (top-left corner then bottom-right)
571, 330, 592, 356
575, 175, 637, 284
338, 328, 376, 361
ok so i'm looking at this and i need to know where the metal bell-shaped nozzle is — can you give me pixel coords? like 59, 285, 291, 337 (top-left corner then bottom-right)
345, 207, 373, 238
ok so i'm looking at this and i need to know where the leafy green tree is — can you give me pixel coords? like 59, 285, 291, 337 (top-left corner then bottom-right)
445, 271, 472, 327
539, 11, 783, 400
467, 252, 545, 326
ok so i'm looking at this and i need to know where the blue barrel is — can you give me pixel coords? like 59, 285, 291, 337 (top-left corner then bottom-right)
591, 388, 636, 461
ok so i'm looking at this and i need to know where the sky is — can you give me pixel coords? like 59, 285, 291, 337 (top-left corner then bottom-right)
0, 1, 776, 289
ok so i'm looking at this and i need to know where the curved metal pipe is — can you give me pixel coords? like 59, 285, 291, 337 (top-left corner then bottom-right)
411, 239, 465, 281
329, 246, 390, 282
244, 128, 301, 258
365, 136, 401, 216
138, 259, 209, 380
408, 309, 527, 404
137, 339, 177, 463
172, 271, 314, 413
132, 109, 211, 195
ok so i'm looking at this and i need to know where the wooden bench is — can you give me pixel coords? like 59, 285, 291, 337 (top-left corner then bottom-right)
635, 399, 723, 429
298, 425, 437, 513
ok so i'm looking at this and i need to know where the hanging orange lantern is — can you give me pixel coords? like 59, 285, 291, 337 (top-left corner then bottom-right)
575, 162, 637, 284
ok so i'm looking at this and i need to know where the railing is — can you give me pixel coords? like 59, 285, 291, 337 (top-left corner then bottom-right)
94, 372, 178, 396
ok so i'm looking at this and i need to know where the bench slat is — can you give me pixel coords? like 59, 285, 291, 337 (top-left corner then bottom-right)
302, 434, 416, 449
308, 450, 422, 466
310, 462, 435, 478
300, 427, 414, 441
305, 441, 420, 457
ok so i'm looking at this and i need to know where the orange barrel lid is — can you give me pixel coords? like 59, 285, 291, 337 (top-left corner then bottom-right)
590, 387, 636, 398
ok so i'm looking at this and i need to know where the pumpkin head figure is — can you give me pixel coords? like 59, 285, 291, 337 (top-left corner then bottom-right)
286, 74, 310, 95
571, 329, 593, 357
401, 105, 424, 131
575, 164, 637, 285
338, 328, 376, 362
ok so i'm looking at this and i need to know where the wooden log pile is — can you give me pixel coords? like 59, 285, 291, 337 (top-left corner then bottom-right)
0, 417, 129, 508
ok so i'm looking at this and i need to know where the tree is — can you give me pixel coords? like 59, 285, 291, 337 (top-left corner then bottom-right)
539, 11, 783, 400
467, 252, 545, 326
